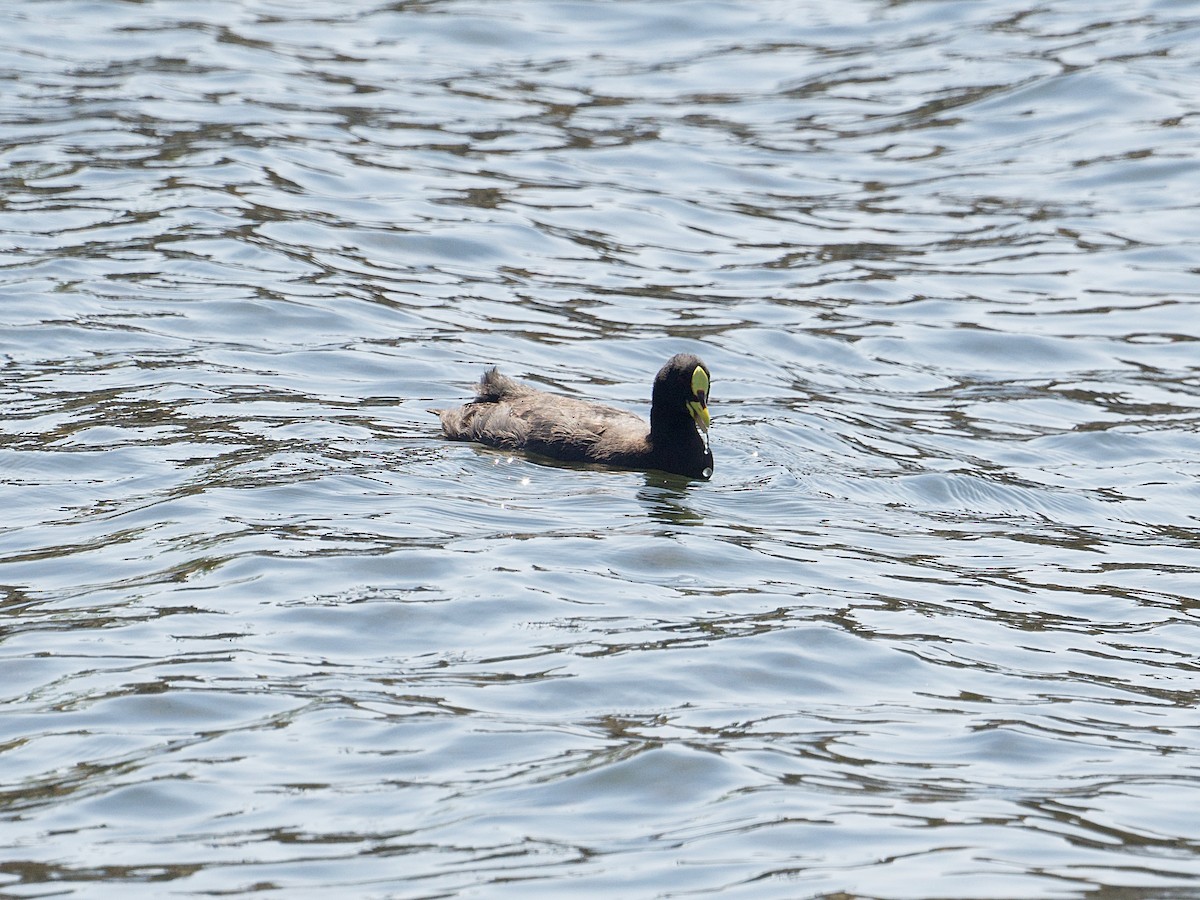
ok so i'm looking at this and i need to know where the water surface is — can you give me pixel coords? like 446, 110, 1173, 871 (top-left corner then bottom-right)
2, 0, 1199, 896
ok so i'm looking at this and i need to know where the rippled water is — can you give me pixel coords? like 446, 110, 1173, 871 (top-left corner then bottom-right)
3, 0, 1199, 896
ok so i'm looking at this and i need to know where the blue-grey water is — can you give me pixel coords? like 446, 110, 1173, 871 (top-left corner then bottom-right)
2, 1, 1199, 896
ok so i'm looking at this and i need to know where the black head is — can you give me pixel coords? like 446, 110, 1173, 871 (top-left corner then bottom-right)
649, 353, 714, 479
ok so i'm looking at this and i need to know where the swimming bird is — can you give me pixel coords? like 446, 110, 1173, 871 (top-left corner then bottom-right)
435, 353, 713, 479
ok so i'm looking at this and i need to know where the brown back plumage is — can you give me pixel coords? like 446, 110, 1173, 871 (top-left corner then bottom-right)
437, 368, 649, 464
